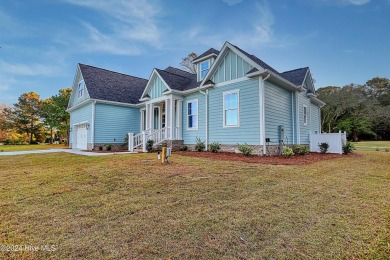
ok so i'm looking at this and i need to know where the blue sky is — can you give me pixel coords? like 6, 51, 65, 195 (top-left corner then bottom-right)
1, 0, 389, 105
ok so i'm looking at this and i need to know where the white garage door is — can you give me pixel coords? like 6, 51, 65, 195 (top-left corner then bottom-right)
76, 125, 88, 149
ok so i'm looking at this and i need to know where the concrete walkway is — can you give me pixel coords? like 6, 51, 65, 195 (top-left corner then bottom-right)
0, 149, 136, 157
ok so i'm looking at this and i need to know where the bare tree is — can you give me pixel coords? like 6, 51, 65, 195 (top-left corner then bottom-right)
180, 52, 198, 74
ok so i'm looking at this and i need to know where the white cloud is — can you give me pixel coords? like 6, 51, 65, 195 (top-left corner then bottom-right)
0, 61, 61, 76
222, 0, 244, 6
308, 0, 371, 6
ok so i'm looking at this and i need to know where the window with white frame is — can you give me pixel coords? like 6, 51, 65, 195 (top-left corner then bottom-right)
187, 99, 198, 129
223, 90, 239, 127
200, 60, 210, 80
303, 105, 308, 125
78, 81, 85, 99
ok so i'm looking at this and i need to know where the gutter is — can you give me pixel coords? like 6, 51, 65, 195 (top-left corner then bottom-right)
199, 89, 209, 151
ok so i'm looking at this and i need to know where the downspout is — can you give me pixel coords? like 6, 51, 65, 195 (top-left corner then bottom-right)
292, 93, 295, 144
199, 89, 208, 151
260, 73, 270, 155
91, 101, 96, 150
296, 91, 300, 144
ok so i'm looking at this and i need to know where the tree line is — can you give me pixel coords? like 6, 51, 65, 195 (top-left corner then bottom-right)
0, 88, 71, 144
317, 77, 390, 141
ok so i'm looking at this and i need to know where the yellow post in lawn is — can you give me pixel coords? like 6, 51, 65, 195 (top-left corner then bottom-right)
161, 147, 167, 163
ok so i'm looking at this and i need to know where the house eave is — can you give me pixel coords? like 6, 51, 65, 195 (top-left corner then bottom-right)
248, 69, 300, 92
66, 99, 92, 112
193, 53, 218, 64
308, 93, 326, 107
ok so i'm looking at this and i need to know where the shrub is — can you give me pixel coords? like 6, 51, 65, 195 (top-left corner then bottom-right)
282, 146, 294, 157
376, 147, 380, 151
195, 137, 205, 152
146, 139, 154, 152
98, 146, 103, 151
238, 143, 253, 156
30, 141, 39, 145
319, 142, 329, 154
342, 141, 354, 154
106, 144, 112, 151
209, 142, 221, 153
179, 145, 188, 151
293, 145, 309, 155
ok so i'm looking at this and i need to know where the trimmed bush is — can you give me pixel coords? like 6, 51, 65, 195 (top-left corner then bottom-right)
238, 143, 253, 156
282, 146, 294, 157
293, 145, 309, 155
146, 139, 154, 152
319, 142, 329, 154
195, 137, 205, 152
179, 145, 188, 151
98, 146, 103, 151
209, 142, 221, 153
106, 144, 112, 151
342, 141, 354, 154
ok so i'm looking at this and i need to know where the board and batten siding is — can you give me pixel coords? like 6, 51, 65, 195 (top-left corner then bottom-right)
149, 75, 168, 99
94, 103, 140, 144
299, 92, 311, 144
264, 81, 294, 145
310, 102, 321, 134
69, 68, 90, 107
208, 78, 260, 145
182, 93, 206, 144
70, 102, 93, 145
211, 50, 254, 84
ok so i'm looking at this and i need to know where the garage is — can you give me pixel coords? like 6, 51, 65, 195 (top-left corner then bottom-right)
75, 124, 88, 149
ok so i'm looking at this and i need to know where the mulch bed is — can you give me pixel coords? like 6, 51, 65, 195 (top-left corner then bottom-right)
174, 151, 360, 165
82, 150, 130, 153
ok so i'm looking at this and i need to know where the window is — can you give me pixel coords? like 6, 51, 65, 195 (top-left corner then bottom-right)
78, 81, 85, 98
223, 90, 239, 127
303, 105, 308, 125
200, 61, 209, 80
187, 99, 198, 130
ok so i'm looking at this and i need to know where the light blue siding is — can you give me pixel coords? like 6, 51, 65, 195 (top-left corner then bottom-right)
69, 67, 90, 107
299, 92, 311, 144
310, 103, 321, 134
264, 81, 294, 145
212, 50, 253, 84
182, 93, 206, 144
94, 103, 140, 144
69, 102, 93, 145
149, 75, 168, 99
208, 78, 260, 145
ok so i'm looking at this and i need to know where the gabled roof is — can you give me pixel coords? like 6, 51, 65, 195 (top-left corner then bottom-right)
78, 64, 148, 104
280, 67, 309, 86
192, 48, 220, 63
155, 67, 200, 91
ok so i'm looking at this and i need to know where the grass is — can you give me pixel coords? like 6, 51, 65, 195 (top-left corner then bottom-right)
353, 141, 390, 151
0, 144, 66, 152
0, 151, 389, 259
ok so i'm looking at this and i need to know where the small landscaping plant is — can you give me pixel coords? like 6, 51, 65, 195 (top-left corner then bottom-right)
342, 141, 354, 154
194, 137, 205, 152
319, 142, 329, 154
238, 143, 253, 156
146, 139, 154, 152
282, 146, 294, 157
209, 142, 221, 153
179, 145, 188, 151
98, 146, 103, 151
293, 145, 309, 155
385, 148, 389, 152
106, 144, 112, 151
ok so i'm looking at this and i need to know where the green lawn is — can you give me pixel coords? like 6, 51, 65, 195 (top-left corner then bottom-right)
352, 141, 390, 151
0, 144, 66, 152
0, 151, 389, 259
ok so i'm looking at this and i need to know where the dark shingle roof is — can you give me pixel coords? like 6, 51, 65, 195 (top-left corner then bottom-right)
79, 63, 148, 104
156, 67, 200, 91
192, 48, 220, 62
280, 67, 308, 86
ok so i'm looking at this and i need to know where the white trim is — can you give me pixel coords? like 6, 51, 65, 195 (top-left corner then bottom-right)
296, 91, 300, 144
77, 80, 85, 99
140, 69, 172, 100
291, 92, 295, 144
223, 89, 240, 128
186, 99, 198, 130
193, 53, 218, 63
214, 77, 248, 88
200, 60, 210, 80
66, 99, 92, 112
73, 120, 89, 126
140, 108, 146, 132
91, 101, 96, 149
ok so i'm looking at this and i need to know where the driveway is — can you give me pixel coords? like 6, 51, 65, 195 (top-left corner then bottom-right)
0, 149, 136, 156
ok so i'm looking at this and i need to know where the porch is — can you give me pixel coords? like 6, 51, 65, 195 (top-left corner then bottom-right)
128, 96, 183, 152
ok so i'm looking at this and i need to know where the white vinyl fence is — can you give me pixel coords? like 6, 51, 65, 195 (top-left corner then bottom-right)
309, 131, 347, 154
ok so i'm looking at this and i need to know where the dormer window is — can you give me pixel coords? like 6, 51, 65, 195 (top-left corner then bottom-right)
200, 60, 210, 80
78, 81, 85, 99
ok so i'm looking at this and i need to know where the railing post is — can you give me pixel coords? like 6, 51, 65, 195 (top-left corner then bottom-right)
128, 132, 134, 151
142, 131, 147, 152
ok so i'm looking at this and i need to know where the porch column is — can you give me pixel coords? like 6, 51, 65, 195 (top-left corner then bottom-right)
165, 99, 170, 139
169, 98, 174, 140
149, 103, 153, 135
145, 104, 150, 132
177, 99, 183, 140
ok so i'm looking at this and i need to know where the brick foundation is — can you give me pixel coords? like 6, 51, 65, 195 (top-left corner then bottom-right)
93, 143, 127, 151
184, 144, 288, 155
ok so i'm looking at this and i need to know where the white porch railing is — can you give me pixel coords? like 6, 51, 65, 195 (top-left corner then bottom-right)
128, 127, 169, 152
